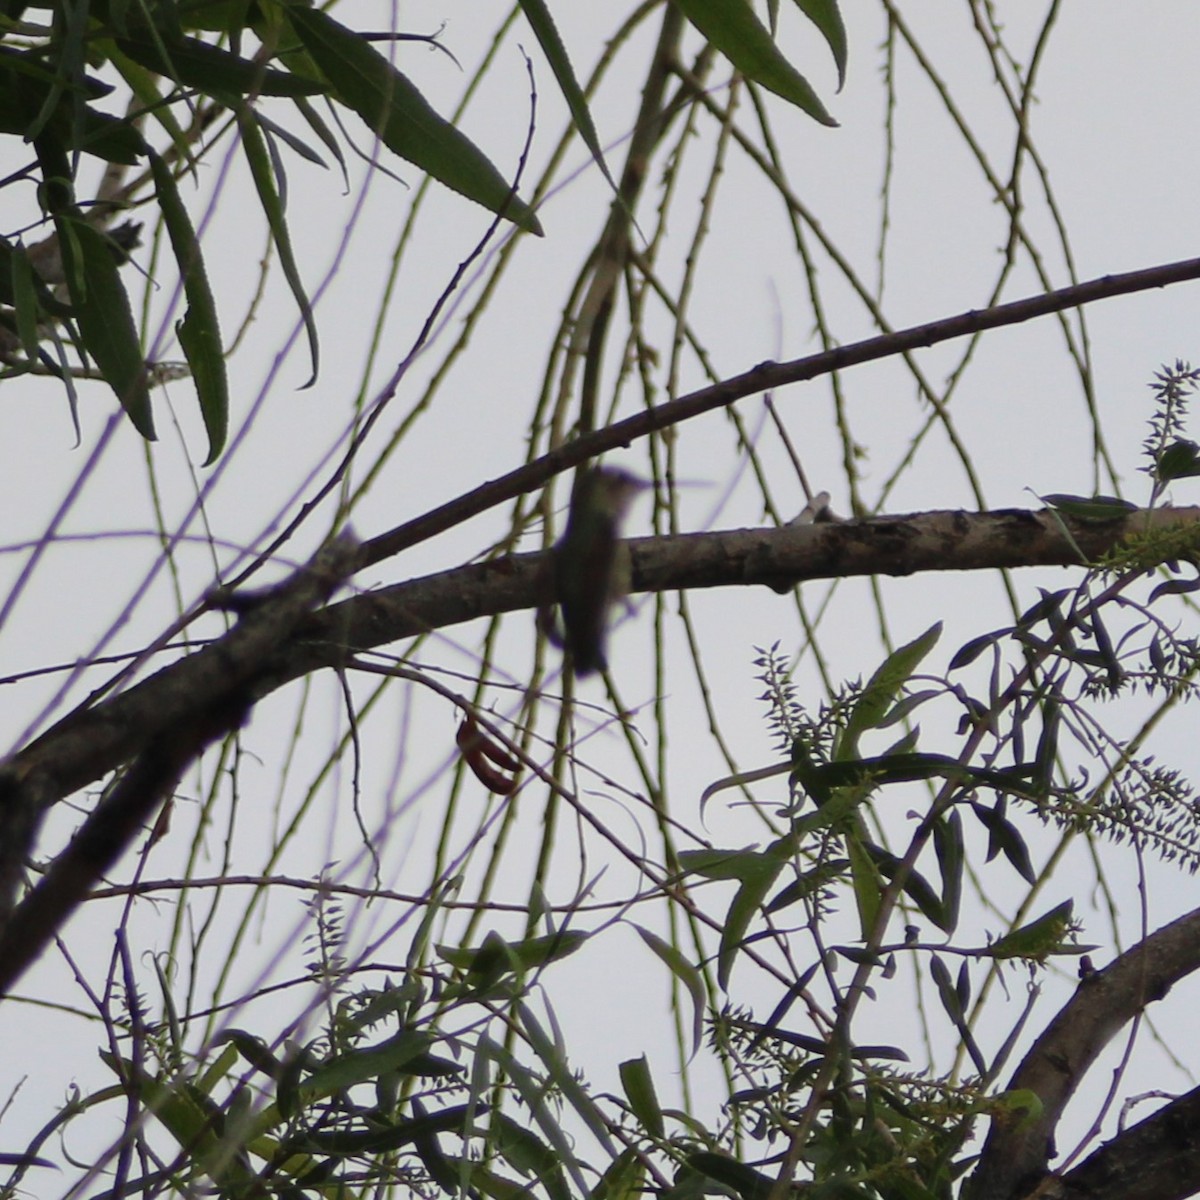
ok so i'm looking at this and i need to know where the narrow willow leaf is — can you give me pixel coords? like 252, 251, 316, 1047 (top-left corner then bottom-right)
1155, 438, 1200, 481
292, 94, 348, 185
299, 1030, 433, 1100
988, 900, 1076, 962
237, 107, 318, 385
687, 1152, 774, 1200
436, 929, 586, 978
838, 622, 942, 759
478, 1035, 591, 1198
971, 800, 1035, 883
288, 7, 543, 234
860, 841, 947, 932
55, 216, 154, 438
218, 1029, 281, 1078
591, 1150, 646, 1200
108, 47, 192, 168
932, 811, 963, 934
10, 244, 41, 361
1150, 576, 1200, 602
304, 1102, 476, 1155
149, 152, 227, 462
115, 32, 324, 97
717, 837, 794, 988
488, 1111, 572, 1200
929, 954, 987, 1075
101, 1054, 256, 1191
764, 858, 849, 914
517, 1003, 618, 1155
846, 834, 882, 940
948, 630, 1003, 671
791, 0, 847, 87
632, 923, 706, 1057
1042, 493, 1138, 524
255, 109, 328, 167
678, 844, 776, 882
672, 0, 837, 126
517, 0, 615, 191
619, 1055, 664, 1138
1033, 699, 1060, 796
799, 751, 1041, 800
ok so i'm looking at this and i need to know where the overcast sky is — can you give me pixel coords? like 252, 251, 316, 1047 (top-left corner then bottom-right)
5, 3, 1200, 1186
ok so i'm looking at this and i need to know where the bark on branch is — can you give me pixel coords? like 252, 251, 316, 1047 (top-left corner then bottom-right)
13, 505, 1200, 811
968, 906, 1200, 1200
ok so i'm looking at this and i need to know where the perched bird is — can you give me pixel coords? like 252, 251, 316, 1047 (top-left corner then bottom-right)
554, 466, 646, 675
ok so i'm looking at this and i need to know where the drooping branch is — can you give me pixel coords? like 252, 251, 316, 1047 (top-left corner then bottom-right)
355, 254, 1200, 570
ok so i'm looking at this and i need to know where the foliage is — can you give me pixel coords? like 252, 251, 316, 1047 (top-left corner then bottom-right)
5, 6, 1200, 1200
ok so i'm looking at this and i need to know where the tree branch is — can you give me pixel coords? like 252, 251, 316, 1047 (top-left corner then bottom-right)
968, 906, 1200, 1200
0, 535, 359, 970
1054, 1084, 1200, 1200
14, 505, 1199, 811
355, 254, 1200, 569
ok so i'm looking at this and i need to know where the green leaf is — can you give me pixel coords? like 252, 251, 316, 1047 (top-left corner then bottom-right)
1042, 493, 1138, 524
437, 928, 587, 982
837, 623, 942, 759
800, 751, 1038, 798
591, 1147, 646, 1200
717, 836, 795, 988
846, 834, 882, 940
1150, 575, 1200, 602
287, 7, 543, 234
632, 924, 706, 1058
101, 1054, 257, 1191
1155, 438, 1200, 482
108, 47, 192, 168
237, 107, 319, 386
217, 1029, 282, 1078
517, 1003, 618, 1156
489, 1110, 570, 1200
55, 216, 154, 438
764, 858, 850, 914
517, 0, 615, 191
678, 845, 776, 882
987, 900, 1077, 962
303, 1102, 476, 1156
299, 1030, 435, 1100
948, 629, 1003, 671
932, 811, 963, 934
687, 1153, 774, 1200
859, 841, 947, 932
619, 1055, 664, 1139
929, 954, 987, 1076
672, 0, 837, 126
149, 152, 228, 462
10, 244, 42, 362
0, 51, 148, 164
791, 0, 847, 88
478, 1035, 591, 1199
114, 32, 324, 97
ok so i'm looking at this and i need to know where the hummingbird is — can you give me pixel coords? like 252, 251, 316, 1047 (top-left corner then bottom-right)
553, 466, 646, 675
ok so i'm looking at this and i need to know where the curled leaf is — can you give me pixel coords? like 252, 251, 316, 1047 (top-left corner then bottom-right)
456, 715, 520, 795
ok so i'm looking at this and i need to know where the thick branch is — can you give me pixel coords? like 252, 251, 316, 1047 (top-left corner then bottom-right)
13, 505, 1198, 812
968, 906, 1200, 1200
0, 535, 358, 956
1055, 1085, 1200, 1200
356, 255, 1200, 569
